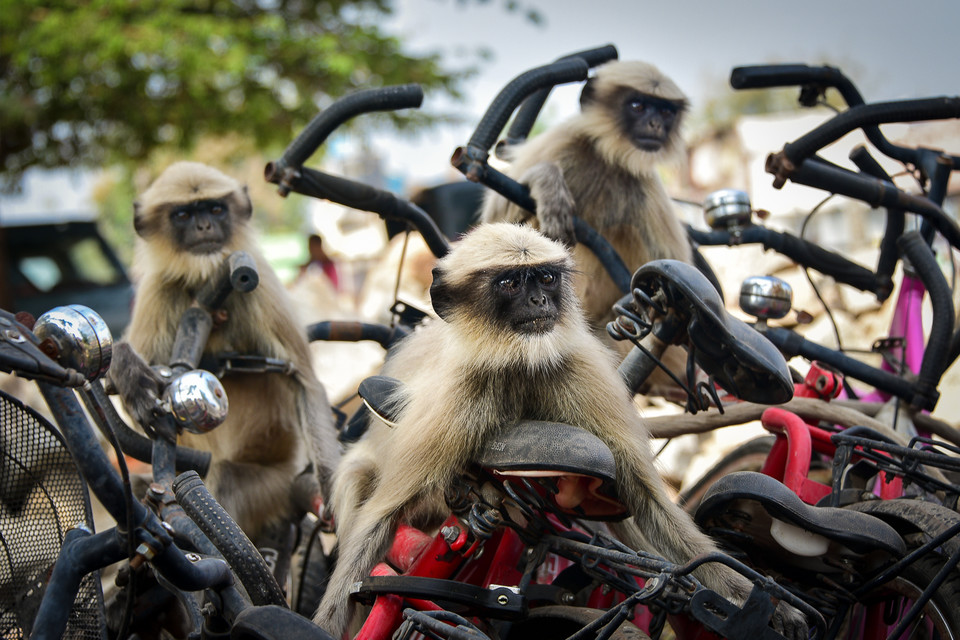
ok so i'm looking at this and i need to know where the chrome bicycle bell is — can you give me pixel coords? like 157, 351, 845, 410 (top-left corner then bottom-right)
33, 304, 113, 381
740, 276, 793, 322
703, 189, 753, 231
162, 370, 229, 434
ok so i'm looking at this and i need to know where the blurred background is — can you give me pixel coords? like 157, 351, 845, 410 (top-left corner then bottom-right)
3, 0, 960, 469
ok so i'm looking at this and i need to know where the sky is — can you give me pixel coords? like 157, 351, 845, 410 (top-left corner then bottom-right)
374, 0, 960, 186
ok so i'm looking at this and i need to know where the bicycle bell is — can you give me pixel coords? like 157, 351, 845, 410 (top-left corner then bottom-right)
33, 304, 113, 381
703, 189, 753, 231
162, 370, 229, 434
739, 276, 793, 324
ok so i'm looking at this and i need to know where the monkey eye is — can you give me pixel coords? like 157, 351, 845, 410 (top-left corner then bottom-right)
173, 209, 190, 221
539, 272, 557, 286
497, 276, 522, 293
628, 100, 647, 113
211, 204, 224, 215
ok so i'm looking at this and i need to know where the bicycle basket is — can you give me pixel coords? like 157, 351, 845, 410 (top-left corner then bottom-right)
0, 388, 104, 639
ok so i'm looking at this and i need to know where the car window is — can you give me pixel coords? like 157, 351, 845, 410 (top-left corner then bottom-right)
70, 236, 123, 285
17, 256, 62, 292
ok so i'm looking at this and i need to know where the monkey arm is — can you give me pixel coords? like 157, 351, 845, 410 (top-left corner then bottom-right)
108, 341, 164, 430
520, 162, 578, 247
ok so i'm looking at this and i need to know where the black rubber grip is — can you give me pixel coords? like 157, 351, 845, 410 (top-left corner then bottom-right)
467, 58, 589, 152
289, 167, 450, 258
306, 320, 409, 349
782, 97, 960, 164
278, 84, 424, 170
198, 251, 260, 311
730, 64, 861, 103
687, 225, 890, 299
786, 159, 960, 251
506, 45, 618, 144
173, 470, 288, 607
899, 232, 953, 409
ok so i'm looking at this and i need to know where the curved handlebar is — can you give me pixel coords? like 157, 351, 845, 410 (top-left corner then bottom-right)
777, 97, 960, 167
466, 57, 589, 153
730, 64, 864, 105
503, 45, 618, 148
268, 165, 451, 258
275, 84, 424, 173
170, 251, 260, 372
732, 63, 960, 168
687, 224, 893, 300
773, 157, 960, 251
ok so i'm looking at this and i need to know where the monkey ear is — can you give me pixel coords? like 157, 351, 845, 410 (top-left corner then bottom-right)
132, 201, 151, 238
235, 186, 253, 221
429, 267, 454, 321
579, 77, 598, 110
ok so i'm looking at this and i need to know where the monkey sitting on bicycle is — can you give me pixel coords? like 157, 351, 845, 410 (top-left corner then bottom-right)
313, 223, 807, 640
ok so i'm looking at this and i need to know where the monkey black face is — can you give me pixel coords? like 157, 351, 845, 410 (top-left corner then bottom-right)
168, 198, 233, 255
493, 267, 564, 334
431, 261, 569, 334
618, 90, 682, 152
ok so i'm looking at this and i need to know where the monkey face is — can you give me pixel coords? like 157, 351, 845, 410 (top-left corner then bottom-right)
492, 266, 564, 335
617, 90, 681, 152
167, 198, 233, 255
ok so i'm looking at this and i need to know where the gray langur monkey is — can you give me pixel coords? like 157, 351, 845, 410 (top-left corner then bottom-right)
482, 60, 694, 350
312, 223, 806, 639
109, 161, 340, 542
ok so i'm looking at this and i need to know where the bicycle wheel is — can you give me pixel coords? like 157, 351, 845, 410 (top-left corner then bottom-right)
677, 435, 775, 513
837, 499, 960, 639
837, 552, 960, 639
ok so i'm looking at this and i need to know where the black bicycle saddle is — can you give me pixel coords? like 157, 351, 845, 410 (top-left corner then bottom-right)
476, 420, 627, 519
631, 259, 793, 404
358, 376, 626, 519
695, 471, 905, 557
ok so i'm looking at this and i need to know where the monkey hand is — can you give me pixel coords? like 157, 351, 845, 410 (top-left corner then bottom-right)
772, 599, 809, 640
109, 342, 165, 430
520, 163, 577, 247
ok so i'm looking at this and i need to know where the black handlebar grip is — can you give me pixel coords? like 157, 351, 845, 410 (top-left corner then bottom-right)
198, 250, 259, 310
306, 320, 409, 350
295, 167, 450, 258
505, 45, 618, 146
174, 471, 289, 608
899, 232, 953, 410
467, 58, 589, 153
730, 64, 863, 104
228, 251, 259, 294
763, 230, 886, 296
278, 84, 424, 170
783, 96, 960, 164
786, 159, 960, 251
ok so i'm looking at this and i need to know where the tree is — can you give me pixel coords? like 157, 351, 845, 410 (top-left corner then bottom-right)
0, 0, 476, 175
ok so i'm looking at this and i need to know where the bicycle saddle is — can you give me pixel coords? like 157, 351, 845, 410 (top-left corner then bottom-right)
231, 605, 335, 640
631, 260, 793, 404
359, 376, 626, 519
358, 375, 404, 426
695, 471, 905, 557
476, 420, 627, 519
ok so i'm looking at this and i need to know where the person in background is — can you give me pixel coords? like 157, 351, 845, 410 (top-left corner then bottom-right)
300, 233, 340, 291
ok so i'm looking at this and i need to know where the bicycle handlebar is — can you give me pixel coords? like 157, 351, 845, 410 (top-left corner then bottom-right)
268, 164, 451, 258
732, 63, 960, 168
466, 57, 589, 153
730, 64, 864, 104
687, 224, 894, 300
503, 45, 618, 147
273, 84, 424, 176
774, 157, 960, 250
775, 97, 960, 168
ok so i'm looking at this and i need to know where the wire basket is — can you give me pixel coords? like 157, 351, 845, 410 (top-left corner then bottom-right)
0, 388, 104, 639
